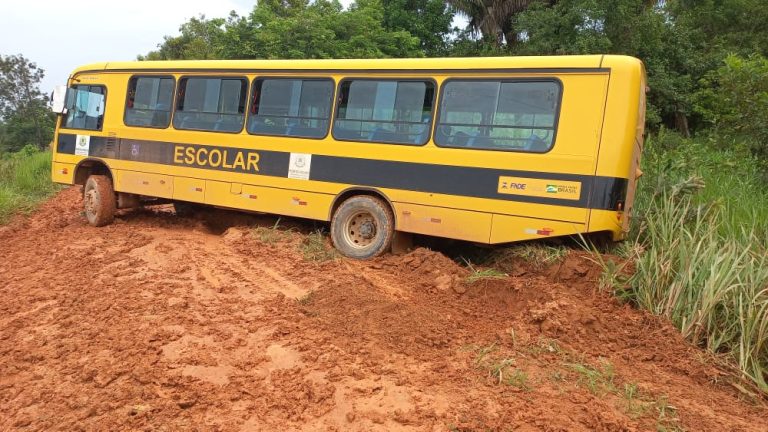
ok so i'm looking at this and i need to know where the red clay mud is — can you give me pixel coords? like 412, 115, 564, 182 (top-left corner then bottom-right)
1, 188, 766, 431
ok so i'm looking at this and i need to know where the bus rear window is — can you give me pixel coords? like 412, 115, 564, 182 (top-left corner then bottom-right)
62, 85, 106, 131
125, 76, 175, 128
333, 80, 434, 145
173, 77, 247, 133
435, 80, 561, 152
247, 78, 333, 139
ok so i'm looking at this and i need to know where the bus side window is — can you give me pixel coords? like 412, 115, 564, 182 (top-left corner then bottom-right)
124, 76, 175, 128
62, 85, 106, 131
173, 77, 248, 133
246, 78, 333, 139
434, 80, 561, 152
332, 79, 435, 145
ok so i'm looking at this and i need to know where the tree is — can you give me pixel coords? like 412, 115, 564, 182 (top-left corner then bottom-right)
694, 54, 768, 164
139, 0, 423, 61
512, 0, 701, 134
334, 0, 423, 58
381, 0, 455, 56
670, 0, 768, 60
138, 16, 227, 60
0, 54, 55, 152
447, 0, 549, 48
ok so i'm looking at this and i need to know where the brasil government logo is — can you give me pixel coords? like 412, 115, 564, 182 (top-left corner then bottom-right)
498, 176, 581, 201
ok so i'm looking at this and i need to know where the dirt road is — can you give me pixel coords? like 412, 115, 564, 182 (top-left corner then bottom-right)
1, 187, 766, 431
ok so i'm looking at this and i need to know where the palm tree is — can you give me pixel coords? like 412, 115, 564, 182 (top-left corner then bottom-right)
447, 0, 545, 47
449, 0, 661, 48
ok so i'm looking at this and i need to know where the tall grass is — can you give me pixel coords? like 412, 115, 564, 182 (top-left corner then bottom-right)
609, 131, 768, 392
0, 147, 59, 224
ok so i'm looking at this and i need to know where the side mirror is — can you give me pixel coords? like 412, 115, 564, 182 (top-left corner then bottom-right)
51, 85, 68, 114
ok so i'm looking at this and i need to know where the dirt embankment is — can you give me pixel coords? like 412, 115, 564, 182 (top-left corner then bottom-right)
1, 187, 766, 431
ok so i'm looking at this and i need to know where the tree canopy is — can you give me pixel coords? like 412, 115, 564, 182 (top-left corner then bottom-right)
138, 0, 434, 61
0, 54, 55, 153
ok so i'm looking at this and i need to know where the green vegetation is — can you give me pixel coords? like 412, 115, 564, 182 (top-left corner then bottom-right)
597, 132, 768, 393
462, 259, 509, 284
0, 54, 55, 153
502, 243, 568, 269
474, 339, 683, 428
694, 54, 768, 167
473, 344, 531, 389
299, 230, 340, 262
252, 218, 295, 244
0, 146, 59, 223
465, 268, 508, 284
138, 0, 450, 61
551, 349, 681, 429
566, 357, 616, 395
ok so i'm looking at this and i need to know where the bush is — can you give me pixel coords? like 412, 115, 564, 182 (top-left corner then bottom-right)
0, 148, 59, 224
694, 54, 768, 171
603, 132, 768, 392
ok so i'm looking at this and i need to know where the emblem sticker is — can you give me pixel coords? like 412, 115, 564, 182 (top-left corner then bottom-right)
75, 135, 91, 156
288, 153, 312, 180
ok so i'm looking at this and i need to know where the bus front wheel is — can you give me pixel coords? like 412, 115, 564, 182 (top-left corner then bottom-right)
331, 195, 394, 259
83, 175, 116, 227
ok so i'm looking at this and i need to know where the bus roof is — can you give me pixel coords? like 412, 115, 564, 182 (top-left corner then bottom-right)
71, 55, 641, 75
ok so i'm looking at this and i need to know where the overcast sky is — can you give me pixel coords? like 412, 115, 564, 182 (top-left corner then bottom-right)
0, 0, 346, 93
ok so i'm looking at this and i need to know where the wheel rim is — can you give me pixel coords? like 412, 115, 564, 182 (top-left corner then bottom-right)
342, 210, 378, 249
84, 188, 99, 219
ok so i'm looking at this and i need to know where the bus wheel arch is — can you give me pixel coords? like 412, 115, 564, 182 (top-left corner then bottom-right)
330, 189, 395, 259
74, 158, 113, 186
329, 188, 395, 224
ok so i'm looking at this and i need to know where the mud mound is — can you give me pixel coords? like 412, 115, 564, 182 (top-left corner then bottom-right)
1, 188, 765, 431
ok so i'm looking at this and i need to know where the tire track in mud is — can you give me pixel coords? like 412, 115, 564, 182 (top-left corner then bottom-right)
0, 187, 766, 431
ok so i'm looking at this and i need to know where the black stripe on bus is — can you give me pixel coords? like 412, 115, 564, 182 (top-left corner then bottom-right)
57, 133, 627, 211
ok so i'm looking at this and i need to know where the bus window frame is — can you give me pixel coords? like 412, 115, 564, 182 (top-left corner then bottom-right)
123, 74, 177, 130
331, 77, 438, 147
434, 77, 564, 154
245, 76, 336, 141
61, 83, 108, 132
172, 75, 249, 134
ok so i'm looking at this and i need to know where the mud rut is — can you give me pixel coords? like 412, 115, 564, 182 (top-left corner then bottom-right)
1, 188, 766, 431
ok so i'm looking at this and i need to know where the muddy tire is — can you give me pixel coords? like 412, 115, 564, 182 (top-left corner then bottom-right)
331, 195, 394, 259
83, 175, 116, 227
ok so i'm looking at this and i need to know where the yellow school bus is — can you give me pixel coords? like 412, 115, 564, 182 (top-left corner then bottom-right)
50, 55, 646, 258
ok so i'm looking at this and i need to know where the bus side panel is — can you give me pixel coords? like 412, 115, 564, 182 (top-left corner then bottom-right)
587, 210, 623, 240
490, 214, 585, 244
204, 180, 334, 221
115, 170, 174, 199
52, 162, 76, 184
205, 180, 254, 211
393, 202, 492, 243
423, 73, 609, 231
174, 177, 206, 204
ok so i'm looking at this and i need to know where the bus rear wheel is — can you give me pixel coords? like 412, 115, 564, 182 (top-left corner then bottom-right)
331, 195, 394, 259
83, 175, 116, 227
